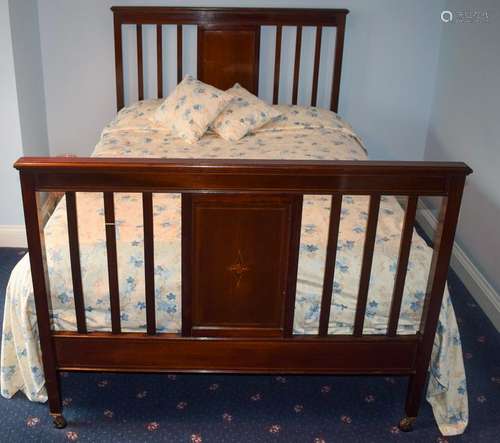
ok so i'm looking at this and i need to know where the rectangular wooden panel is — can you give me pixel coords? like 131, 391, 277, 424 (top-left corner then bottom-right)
197, 25, 260, 94
182, 194, 302, 337
53, 332, 419, 374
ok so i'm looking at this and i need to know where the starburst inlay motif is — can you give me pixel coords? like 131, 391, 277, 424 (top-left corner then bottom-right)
227, 250, 250, 288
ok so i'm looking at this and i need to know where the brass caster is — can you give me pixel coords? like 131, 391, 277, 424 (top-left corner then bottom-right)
398, 416, 416, 432
52, 414, 67, 429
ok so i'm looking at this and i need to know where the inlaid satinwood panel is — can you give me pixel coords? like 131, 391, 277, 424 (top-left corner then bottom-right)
182, 194, 301, 337
197, 26, 260, 94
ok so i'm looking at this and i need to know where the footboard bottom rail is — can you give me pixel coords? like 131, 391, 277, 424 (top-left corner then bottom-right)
53, 332, 419, 374
14, 156, 472, 431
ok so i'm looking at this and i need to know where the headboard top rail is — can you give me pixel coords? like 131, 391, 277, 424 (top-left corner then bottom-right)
111, 6, 349, 25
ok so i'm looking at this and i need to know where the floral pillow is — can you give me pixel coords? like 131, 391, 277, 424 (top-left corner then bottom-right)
154, 75, 233, 143
211, 84, 282, 141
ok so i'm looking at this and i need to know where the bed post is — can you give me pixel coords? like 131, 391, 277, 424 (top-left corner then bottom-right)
399, 175, 466, 431
19, 173, 66, 429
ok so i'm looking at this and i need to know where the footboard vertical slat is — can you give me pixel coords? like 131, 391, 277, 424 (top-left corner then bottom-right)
142, 192, 156, 335
387, 196, 418, 336
273, 25, 282, 104
65, 192, 87, 334
283, 195, 303, 337
353, 194, 380, 336
318, 194, 342, 336
137, 24, 144, 101
177, 25, 183, 83
103, 192, 121, 333
292, 25, 302, 105
156, 24, 163, 99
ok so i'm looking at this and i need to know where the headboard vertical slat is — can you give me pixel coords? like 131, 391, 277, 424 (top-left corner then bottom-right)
137, 24, 144, 101
177, 24, 183, 83
291, 26, 302, 105
311, 26, 323, 107
272, 25, 282, 105
156, 25, 163, 98
113, 14, 124, 111
330, 14, 346, 112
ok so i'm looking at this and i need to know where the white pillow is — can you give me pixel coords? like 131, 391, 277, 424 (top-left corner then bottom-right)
211, 84, 282, 141
154, 75, 233, 143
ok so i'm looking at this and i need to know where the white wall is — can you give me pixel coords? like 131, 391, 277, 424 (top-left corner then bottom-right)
37, 0, 444, 159
9, 0, 49, 157
424, 0, 500, 295
0, 0, 24, 227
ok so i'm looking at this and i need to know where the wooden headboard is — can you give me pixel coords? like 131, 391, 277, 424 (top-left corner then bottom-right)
111, 7, 349, 112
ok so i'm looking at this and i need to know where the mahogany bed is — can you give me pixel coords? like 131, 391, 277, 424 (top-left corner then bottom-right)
14, 6, 472, 431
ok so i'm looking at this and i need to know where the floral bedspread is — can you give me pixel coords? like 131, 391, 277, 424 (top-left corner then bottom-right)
1, 101, 468, 435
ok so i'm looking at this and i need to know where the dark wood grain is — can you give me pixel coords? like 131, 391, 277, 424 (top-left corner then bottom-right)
331, 14, 346, 112
136, 24, 144, 101
319, 194, 342, 336
65, 192, 87, 334
273, 25, 282, 104
53, 332, 419, 375
353, 194, 381, 336
177, 24, 182, 83
311, 26, 322, 107
113, 14, 124, 111
103, 192, 121, 334
198, 26, 260, 94
292, 26, 302, 105
20, 173, 62, 416
387, 196, 418, 336
156, 24, 163, 98
142, 192, 155, 335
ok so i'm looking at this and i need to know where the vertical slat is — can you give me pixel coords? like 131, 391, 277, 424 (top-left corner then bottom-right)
331, 15, 346, 112
103, 192, 121, 334
273, 25, 282, 104
177, 24, 183, 83
318, 194, 342, 336
137, 24, 144, 101
283, 195, 303, 337
181, 193, 193, 336
387, 196, 418, 336
292, 26, 302, 105
353, 194, 381, 336
20, 173, 62, 414
143, 192, 156, 335
156, 25, 163, 99
65, 192, 87, 334
405, 176, 466, 418
310, 26, 323, 107
113, 15, 124, 111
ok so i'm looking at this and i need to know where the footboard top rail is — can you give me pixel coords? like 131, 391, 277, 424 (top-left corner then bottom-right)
14, 157, 472, 195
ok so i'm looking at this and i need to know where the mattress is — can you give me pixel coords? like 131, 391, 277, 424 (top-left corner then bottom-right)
1, 101, 468, 435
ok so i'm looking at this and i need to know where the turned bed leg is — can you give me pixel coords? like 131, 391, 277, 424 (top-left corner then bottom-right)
399, 372, 425, 432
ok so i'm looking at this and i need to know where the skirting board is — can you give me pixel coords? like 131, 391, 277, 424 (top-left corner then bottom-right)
417, 202, 500, 332
0, 225, 27, 248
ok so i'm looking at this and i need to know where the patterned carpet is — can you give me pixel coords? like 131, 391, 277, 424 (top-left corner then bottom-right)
0, 246, 498, 442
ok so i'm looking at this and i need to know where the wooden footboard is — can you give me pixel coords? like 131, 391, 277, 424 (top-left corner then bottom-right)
14, 156, 471, 429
